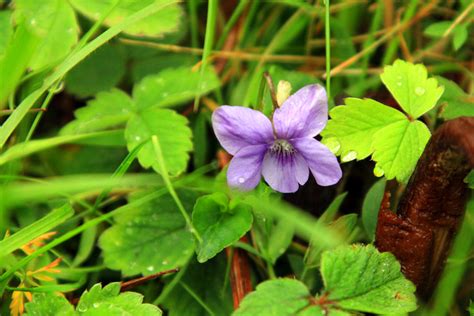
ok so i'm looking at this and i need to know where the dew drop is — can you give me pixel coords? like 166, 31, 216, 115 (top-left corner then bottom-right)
373, 166, 384, 177
77, 305, 87, 312
134, 136, 142, 141
30, 19, 37, 26
341, 151, 357, 162
147, 265, 155, 272
238, 177, 245, 184
396, 82, 402, 87
93, 303, 100, 308
415, 87, 425, 96
162, 260, 169, 265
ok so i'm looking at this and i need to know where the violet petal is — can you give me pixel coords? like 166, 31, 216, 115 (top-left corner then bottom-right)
261, 151, 309, 193
273, 84, 328, 139
292, 138, 342, 186
227, 144, 267, 191
212, 106, 274, 155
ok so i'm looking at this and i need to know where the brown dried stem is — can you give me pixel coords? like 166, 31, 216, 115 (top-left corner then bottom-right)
375, 117, 474, 299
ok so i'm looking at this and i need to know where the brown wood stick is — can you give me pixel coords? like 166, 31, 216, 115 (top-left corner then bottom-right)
375, 117, 474, 299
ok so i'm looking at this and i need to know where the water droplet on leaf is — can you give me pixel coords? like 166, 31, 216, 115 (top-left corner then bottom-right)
396, 82, 402, 87
415, 87, 425, 96
147, 265, 154, 272
341, 151, 357, 162
373, 165, 385, 177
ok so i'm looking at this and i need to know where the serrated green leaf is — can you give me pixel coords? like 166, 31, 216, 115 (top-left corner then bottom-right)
192, 193, 253, 263
372, 119, 430, 182
0, 11, 13, 57
452, 23, 468, 50
99, 190, 198, 276
380, 59, 444, 118
233, 279, 314, 316
133, 66, 220, 110
162, 256, 233, 316
69, 0, 182, 37
321, 98, 406, 159
125, 108, 192, 176
362, 179, 386, 241
77, 282, 162, 315
321, 244, 417, 314
14, 0, 79, 70
436, 76, 474, 119
424, 21, 450, 38
65, 44, 126, 98
24, 293, 75, 316
61, 89, 133, 135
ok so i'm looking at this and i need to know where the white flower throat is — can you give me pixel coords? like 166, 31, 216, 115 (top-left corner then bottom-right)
270, 139, 295, 155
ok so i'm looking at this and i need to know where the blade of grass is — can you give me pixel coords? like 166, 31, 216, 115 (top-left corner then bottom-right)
151, 135, 202, 243
24, 0, 121, 142
0, 130, 123, 166
0, 173, 162, 207
180, 281, 217, 316
0, 189, 170, 294
216, 0, 249, 49
245, 196, 342, 247
428, 198, 474, 316
381, 0, 419, 65
0, 204, 73, 259
0, 0, 181, 150
243, 7, 310, 106
193, 0, 218, 112
325, 0, 331, 98
0, 23, 40, 108
187, 0, 200, 49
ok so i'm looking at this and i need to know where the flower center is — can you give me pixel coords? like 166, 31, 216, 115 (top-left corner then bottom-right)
270, 139, 295, 155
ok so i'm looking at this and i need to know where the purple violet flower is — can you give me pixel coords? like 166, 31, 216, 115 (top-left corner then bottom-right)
212, 84, 342, 193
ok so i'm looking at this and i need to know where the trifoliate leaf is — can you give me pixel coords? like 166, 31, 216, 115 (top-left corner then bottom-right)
162, 256, 233, 316
65, 44, 127, 98
192, 193, 253, 263
76, 282, 162, 315
14, 0, 78, 70
61, 89, 133, 135
125, 108, 192, 175
233, 279, 315, 316
362, 178, 386, 241
69, 0, 183, 38
424, 21, 450, 37
372, 119, 430, 182
452, 23, 468, 50
99, 190, 198, 276
321, 98, 406, 159
321, 244, 417, 314
436, 76, 474, 119
0, 11, 13, 57
24, 293, 75, 316
133, 66, 220, 110
381, 59, 444, 118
